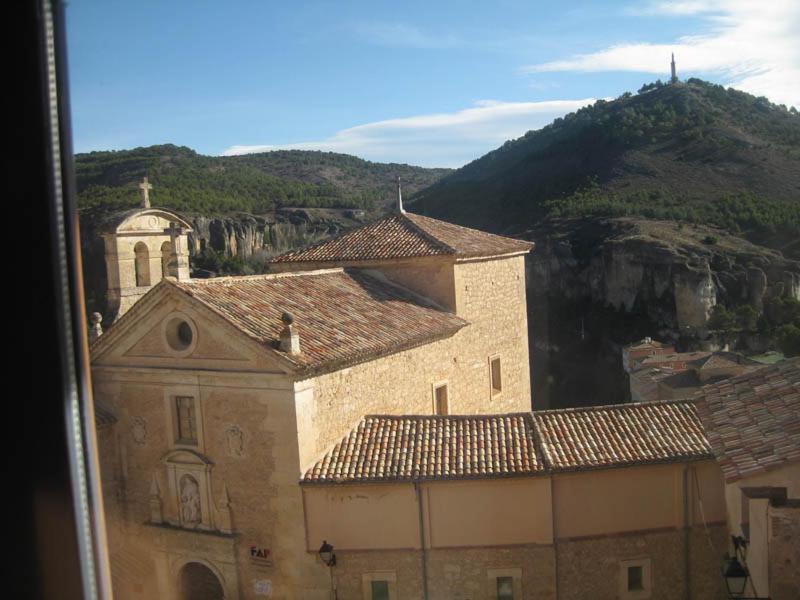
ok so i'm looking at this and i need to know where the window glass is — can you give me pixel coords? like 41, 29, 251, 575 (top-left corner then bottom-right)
491, 357, 502, 394
435, 384, 449, 415
497, 576, 514, 600
371, 580, 389, 600
627, 565, 643, 591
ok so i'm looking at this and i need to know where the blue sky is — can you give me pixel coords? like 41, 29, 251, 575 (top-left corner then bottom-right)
67, 1, 799, 167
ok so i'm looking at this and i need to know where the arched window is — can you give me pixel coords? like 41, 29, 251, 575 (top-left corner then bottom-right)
161, 241, 172, 279
134, 242, 151, 287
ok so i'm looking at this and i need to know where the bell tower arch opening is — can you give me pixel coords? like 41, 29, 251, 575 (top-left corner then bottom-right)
179, 562, 225, 600
161, 240, 173, 279
134, 242, 151, 287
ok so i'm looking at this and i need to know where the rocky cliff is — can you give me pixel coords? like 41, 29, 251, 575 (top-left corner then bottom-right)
524, 216, 800, 408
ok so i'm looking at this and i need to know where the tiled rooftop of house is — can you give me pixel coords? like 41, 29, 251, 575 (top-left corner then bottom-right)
302, 400, 713, 484
170, 269, 467, 374
269, 212, 533, 264
693, 357, 800, 482
640, 351, 712, 367
303, 414, 542, 484
533, 400, 712, 472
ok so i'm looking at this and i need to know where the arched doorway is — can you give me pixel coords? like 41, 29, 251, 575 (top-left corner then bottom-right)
179, 562, 224, 600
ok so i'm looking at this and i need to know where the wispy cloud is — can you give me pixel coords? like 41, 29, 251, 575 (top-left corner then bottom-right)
351, 21, 461, 49
223, 99, 596, 168
525, 0, 799, 107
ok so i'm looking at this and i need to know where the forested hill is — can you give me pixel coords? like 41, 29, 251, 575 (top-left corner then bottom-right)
410, 79, 800, 251
75, 145, 450, 216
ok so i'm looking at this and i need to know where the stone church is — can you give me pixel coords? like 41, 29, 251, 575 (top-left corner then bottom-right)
91, 184, 799, 599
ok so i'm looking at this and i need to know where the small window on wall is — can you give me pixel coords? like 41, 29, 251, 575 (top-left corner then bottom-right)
619, 558, 651, 598
490, 356, 502, 395
496, 576, 514, 599
434, 383, 449, 415
175, 396, 198, 445
371, 580, 389, 600
487, 568, 521, 600
361, 572, 396, 600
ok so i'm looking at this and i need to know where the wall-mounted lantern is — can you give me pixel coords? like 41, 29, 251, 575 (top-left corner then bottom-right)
318, 540, 336, 567
723, 554, 748, 597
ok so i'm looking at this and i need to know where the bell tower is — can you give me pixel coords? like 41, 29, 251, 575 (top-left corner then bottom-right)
101, 178, 193, 321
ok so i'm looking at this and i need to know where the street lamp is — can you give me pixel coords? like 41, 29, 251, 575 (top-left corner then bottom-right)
319, 540, 336, 567
723, 554, 748, 596
723, 535, 750, 598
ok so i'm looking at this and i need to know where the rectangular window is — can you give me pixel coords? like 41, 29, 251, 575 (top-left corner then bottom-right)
371, 580, 390, 600
627, 566, 643, 591
490, 356, 502, 395
434, 384, 449, 415
496, 576, 514, 600
488, 568, 521, 600
619, 558, 651, 598
175, 396, 197, 444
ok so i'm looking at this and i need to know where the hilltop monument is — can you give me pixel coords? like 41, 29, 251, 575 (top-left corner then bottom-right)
670, 53, 678, 84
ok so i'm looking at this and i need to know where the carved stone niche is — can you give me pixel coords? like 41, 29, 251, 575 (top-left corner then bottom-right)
162, 449, 215, 531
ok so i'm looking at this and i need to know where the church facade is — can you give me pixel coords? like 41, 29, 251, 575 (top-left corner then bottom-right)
90, 190, 797, 599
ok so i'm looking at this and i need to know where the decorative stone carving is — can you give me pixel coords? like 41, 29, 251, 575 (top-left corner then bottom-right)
149, 474, 163, 524
217, 483, 233, 533
131, 416, 147, 445
180, 474, 201, 526
226, 425, 244, 457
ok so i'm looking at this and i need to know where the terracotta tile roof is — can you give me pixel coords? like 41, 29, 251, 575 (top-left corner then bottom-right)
532, 400, 712, 472
693, 358, 800, 482
303, 414, 543, 483
269, 212, 533, 264
303, 401, 713, 484
640, 351, 712, 367
171, 269, 467, 375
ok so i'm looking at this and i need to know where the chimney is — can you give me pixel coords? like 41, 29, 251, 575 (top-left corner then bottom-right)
279, 312, 301, 355
89, 312, 103, 341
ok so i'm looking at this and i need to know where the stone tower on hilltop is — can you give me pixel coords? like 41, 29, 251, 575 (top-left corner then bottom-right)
670, 53, 678, 84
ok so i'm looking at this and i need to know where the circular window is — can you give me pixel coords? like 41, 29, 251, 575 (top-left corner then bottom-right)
164, 314, 197, 354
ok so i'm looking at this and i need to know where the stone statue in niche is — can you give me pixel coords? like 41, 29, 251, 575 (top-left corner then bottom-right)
226, 425, 244, 457
131, 416, 147, 445
179, 474, 201, 525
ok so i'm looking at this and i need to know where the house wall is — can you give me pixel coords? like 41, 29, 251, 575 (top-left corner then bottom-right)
296, 254, 532, 469
768, 504, 800, 600
723, 463, 800, 599
302, 461, 727, 599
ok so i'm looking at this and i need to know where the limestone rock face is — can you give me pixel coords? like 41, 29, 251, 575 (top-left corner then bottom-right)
526, 217, 800, 330
187, 208, 367, 259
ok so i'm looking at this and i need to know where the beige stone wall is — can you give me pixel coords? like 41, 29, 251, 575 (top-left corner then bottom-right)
426, 478, 552, 547
553, 462, 727, 539
92, 367, 330, 600
330, 545, 556, 600
297, 254, 532, 468
556, 524, 728, 600
303, 478, 553, 552
768, 505, 800, 600
724, 462, 800, 538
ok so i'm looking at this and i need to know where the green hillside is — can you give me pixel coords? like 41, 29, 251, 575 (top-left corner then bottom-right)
411, 79, 800, 248
75, 145, 450, 216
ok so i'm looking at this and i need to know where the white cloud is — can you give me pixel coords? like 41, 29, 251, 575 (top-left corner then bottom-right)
223, 99, 596, 168
525, 0, 800, 107
351, 21, 461, 49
